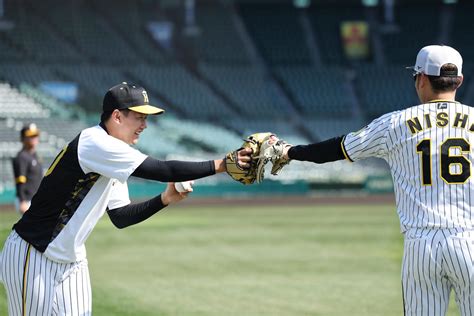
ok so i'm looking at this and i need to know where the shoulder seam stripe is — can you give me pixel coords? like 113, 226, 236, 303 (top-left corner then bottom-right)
341, 137, 353, 162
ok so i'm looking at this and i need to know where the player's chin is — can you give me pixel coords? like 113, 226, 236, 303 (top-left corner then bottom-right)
130, 135, 139, 145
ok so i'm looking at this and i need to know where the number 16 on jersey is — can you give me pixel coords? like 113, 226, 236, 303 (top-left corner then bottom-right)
416, 138, 470, 185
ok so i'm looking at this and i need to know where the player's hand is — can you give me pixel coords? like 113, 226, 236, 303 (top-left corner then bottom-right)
161, 182, 192, 205
282, 144, 292, 160
19, 201, 29, 214
224, 132, 275, 184
236, 147, 252, 169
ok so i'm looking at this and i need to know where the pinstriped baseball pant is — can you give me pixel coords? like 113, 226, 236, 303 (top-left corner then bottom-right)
0, 231, 91, 316
402, 228, 474, 316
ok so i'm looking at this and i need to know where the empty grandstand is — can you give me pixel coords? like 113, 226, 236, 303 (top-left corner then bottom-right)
0, 0, 472, 199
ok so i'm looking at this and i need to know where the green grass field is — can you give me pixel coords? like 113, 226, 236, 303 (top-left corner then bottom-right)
0, 202, 460, 315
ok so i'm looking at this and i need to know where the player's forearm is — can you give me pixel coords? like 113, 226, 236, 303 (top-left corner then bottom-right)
132, 157, 215, 182
288, 136, 347, 163
107, 194, 166, 229
16, 184, 27, 201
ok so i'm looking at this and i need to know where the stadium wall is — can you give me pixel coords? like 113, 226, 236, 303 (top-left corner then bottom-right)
0, 175, 393, 205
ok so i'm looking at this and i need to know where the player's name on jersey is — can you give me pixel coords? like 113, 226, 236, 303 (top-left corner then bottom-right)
406, 111, 474, 134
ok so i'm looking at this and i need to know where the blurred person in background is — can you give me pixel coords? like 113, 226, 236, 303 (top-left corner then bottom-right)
12, 123, 43, 215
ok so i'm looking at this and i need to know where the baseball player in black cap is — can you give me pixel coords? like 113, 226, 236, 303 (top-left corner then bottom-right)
12, 123, 43, 215
0, 82, 253, 315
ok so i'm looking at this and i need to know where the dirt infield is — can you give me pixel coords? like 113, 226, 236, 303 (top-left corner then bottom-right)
176, 193, 396, 206
0, 193, 395, 213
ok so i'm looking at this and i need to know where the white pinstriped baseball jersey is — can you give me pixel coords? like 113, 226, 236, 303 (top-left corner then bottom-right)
343, 100, 474, 232
13, 125, 147, 263
0, 124, 148, 315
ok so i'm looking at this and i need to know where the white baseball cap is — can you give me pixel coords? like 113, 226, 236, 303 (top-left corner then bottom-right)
408, 45, 463, 77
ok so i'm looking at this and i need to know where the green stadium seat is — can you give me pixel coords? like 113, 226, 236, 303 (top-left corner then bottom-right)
198, 64, 292, 117
239, 3, 312, 66
127, 64, 237, 120
274, 65, 353, 116
195, 4, 252, 65
354, 64, 418, 118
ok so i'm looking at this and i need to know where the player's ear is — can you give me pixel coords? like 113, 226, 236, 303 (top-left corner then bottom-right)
457, 75, 464, 89
418, 74, 428, 88
111, 109, 122, 123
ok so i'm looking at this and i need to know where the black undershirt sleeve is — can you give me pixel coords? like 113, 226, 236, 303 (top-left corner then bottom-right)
132, 157, 216, 182
114, 157, 216, 228
12, 156, 27, 200
288, 136, 347, 164
107, 194, 166, 229
16, 183, 26, 201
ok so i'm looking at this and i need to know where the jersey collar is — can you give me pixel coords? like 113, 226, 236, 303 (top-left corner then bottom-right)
99, 122, 110, 134
427, 99, 459, 103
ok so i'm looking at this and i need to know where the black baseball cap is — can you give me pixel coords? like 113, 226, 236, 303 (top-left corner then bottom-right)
103, 82, 165, 115
21, 123, 40, 139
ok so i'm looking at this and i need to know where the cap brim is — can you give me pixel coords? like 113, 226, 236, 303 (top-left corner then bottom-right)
128, 105, 165, 115
23, 131, 40, 137
405, 66, 422, 76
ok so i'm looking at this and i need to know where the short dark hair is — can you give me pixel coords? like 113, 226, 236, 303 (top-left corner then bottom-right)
427, 64, 462, 92
100, 109, 130, 123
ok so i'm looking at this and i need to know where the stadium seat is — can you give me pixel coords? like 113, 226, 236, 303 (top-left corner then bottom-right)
0, 63, 60, 87
127, 64, 237, 120
273, 65, 353, 116
0, 0, 473, 195
354, 64, 418, 118
451, 2, 474, 71
198, 64, 292, 117
0, 82, 49, 118
0, 3, 83, 63
302, 117, 366, 141
239, 3, 312, 66
29, 0, 139, 64
195, 4, 252, 65
88, 0, 171, 65
380, 4, 440, 65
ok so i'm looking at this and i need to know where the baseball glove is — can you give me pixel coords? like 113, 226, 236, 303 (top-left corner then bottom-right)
225, 132, 274, 185
257, 138, 292, 179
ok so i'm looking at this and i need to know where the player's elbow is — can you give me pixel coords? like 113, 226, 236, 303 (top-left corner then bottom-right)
107, 210, 129, 229
112, 221, 128, 229
110, 218, 128, 229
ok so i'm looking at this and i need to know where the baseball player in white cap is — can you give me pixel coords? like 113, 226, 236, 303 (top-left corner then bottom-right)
271, 45, 473, 315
